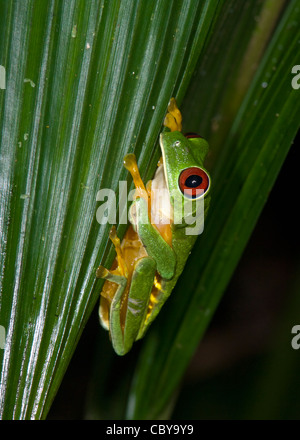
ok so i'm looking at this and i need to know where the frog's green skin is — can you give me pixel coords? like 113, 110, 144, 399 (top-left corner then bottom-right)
97, 124, 210, 356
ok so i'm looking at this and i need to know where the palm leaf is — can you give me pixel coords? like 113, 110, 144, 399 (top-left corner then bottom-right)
0, 0, 224, 419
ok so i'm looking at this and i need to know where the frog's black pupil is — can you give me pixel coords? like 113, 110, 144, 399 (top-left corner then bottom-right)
185, 174, 203, 188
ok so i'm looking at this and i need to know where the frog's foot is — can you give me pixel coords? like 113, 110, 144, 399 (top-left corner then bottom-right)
96, 265, 123, 284
164, 97, 182, 132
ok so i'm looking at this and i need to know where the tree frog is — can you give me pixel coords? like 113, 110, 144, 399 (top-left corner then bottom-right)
96, 98, 211, 355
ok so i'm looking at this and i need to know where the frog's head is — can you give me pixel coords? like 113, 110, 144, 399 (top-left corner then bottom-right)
159, 131, 211, 228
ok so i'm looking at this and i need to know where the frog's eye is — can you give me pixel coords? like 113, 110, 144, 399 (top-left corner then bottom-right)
184, 132, 203, 139
179, 167, 210, 199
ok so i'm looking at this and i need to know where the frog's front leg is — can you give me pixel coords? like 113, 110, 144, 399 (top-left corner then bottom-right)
97, 257, 156, 356
130, 196, 176, 280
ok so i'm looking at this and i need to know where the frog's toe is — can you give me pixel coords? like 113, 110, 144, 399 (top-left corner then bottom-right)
96, 265, 110, 279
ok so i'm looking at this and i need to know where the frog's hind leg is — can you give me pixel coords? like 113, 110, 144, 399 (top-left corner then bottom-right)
96, 265, 127, 331
110, 256, 157, 356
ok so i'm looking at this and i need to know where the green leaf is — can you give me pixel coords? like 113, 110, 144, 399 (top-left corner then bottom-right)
0, 0, 223, 419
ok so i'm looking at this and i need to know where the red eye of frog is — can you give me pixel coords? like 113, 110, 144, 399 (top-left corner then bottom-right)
179, 167, 210, 199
